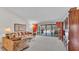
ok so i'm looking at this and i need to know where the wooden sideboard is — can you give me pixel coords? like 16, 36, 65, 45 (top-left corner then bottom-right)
2, 37, 29, 51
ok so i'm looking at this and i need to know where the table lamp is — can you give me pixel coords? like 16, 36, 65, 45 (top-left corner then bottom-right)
5, 27, 12, 38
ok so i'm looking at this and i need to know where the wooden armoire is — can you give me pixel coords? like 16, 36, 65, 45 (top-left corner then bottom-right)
68, 7, 79, 51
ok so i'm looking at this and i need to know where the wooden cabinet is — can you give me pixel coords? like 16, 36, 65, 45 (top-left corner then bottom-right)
68, 7, 79, 51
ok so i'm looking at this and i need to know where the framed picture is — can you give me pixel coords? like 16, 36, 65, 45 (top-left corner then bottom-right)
14, 24, 26, 32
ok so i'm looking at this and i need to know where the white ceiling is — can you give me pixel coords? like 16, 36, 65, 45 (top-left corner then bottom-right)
4, 7, 71, 23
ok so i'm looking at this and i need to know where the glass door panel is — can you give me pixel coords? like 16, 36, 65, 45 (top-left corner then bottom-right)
40, 25, 46, 36
53, 25, 58, 37
47, 25, 51, 36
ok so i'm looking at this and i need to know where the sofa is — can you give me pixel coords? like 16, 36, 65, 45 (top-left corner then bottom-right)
3, 32, 33, 51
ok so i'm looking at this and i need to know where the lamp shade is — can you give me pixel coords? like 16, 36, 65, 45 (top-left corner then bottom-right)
5, 27, 11, 33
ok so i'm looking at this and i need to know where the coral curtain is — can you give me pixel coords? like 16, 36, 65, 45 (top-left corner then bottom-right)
32, 24, 38, 32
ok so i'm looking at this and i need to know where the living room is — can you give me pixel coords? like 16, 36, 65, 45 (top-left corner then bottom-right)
0, 7, 68, 51
0, 7, 79, 51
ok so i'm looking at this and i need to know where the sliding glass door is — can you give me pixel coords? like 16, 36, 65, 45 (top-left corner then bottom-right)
39, 24, 58, 37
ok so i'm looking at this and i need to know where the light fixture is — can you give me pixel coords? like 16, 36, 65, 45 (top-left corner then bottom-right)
5, 27, 12, 38
5, 27, 12, 34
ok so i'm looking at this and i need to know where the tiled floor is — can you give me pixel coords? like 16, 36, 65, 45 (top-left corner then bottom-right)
25, 36, 66, 51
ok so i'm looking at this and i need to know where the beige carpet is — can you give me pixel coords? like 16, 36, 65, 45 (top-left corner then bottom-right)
25, 36, 66, 51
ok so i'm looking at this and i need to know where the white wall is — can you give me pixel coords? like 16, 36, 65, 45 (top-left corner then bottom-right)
0, 8, 29, 43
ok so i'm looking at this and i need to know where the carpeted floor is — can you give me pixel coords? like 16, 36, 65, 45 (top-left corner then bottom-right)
0, 36, 66, 51
25, 36, 66, 51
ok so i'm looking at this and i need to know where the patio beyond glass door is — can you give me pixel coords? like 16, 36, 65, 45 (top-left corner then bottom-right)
39, 24, 58, 37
